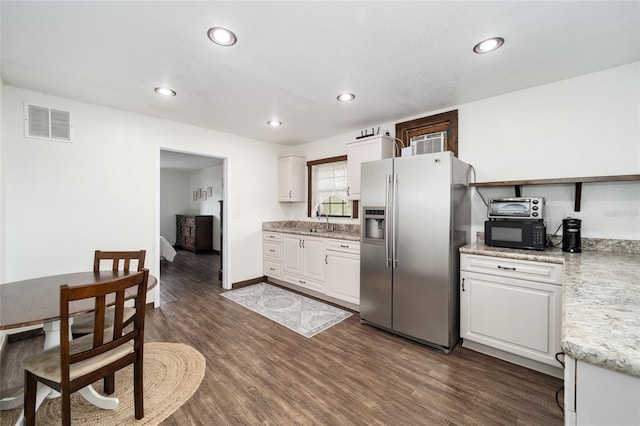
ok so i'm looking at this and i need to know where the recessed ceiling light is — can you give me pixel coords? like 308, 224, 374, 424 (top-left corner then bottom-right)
267, 120, 282, 127
337, 93, 356, 102
154, 87, 176, 96
473, 37, 505, 54
207, 27, 237, 46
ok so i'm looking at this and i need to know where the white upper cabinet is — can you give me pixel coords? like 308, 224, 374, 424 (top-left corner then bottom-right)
346, 136, 395, 200
278, 155, 305, 202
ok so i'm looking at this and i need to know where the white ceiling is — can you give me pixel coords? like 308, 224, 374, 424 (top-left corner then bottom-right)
2, 1, 639, 146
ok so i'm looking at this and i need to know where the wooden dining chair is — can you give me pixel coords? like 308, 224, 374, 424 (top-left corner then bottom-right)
23, 269, 149, 426
71, 250, 146, 338
71, 250, 146, 395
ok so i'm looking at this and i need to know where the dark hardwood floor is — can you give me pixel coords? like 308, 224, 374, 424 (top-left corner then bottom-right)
1, 249, 564, 425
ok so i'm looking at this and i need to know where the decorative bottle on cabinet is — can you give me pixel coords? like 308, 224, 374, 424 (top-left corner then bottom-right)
278, 155, 305, 202
346, 135, 395, 200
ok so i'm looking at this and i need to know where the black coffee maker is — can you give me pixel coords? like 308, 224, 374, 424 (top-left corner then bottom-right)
562, 218, 582, 253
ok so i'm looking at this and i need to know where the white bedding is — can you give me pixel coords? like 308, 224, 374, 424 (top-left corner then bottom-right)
159, 236, 177, 262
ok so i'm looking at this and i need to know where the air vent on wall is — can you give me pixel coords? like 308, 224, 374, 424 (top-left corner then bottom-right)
410, 131, 447, 155
24, 103, 72, 142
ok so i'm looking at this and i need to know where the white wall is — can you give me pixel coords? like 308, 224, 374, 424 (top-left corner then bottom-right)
160, 168, 191, 244
1, 86, 285, 294
295, 62, 640, 240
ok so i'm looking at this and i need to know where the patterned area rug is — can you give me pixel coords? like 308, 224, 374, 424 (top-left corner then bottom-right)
222, 283, 352, 337
0, 342, 205, 425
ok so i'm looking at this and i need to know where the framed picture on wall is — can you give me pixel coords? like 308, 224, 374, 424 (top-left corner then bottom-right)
207, 187, 213, 197
197, 188, 202, 199
193, 191, 197, 201
203, 192, 208, 201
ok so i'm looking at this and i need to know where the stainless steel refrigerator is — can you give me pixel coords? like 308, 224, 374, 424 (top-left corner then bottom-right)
359, 151, 470, 354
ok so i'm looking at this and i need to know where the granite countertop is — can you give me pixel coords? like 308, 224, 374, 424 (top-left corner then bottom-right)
262, 221, 361, 242
460, 242, 640, 378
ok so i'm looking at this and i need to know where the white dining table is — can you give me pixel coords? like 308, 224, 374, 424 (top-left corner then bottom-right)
0, 270, 156, 425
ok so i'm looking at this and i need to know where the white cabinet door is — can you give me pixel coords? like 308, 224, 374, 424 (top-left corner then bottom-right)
460, 270, 561, 366
278, 155, 305, 202
282, 235, 303, 274
346, 136, 394, 200
325, 251, 360, 306
302, 237, 325, 282
282, 235, 323, 291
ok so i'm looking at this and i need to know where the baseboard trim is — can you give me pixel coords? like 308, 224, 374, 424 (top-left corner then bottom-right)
231, 276, 266, 289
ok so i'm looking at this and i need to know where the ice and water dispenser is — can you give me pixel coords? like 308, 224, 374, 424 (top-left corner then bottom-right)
363, 208, 386, 243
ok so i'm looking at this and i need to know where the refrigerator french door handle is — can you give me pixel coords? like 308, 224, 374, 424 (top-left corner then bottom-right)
392, 173, 398, 268
385, 174, 391, 268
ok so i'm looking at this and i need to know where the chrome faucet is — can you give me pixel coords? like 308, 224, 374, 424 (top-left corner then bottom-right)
316, 206, 332, 230
322, 212, 331, 230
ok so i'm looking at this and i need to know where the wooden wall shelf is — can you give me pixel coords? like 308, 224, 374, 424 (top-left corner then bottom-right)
470, 174, 640, 212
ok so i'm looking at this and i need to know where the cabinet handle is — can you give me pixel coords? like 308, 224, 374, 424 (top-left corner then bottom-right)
461, 278, 465, 292
325, 255, 328, 264
269, 249, 275, 253
340, 244, 349, 248
302, 240, 305, 248
299, 239, 302, 248
498, 265, 516, 271
269, 267, 275, 271
299, 280, 306, 284
347, 186, 350, 196
289, 190, 292, 198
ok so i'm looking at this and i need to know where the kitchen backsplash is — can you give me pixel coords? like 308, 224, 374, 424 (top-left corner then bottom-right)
476, 232, 640, 254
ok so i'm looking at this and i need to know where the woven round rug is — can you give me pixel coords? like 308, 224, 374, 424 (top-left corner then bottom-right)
1, 342, 205, 425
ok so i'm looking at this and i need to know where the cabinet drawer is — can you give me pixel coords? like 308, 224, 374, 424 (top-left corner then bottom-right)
325, 239, 360, 255
460, 254, 562, 284
263, 232, 283, 242
264, 260, 282, 279
180, 226, 193, 236
283, 273, 323, 291
263, 241, 282, 260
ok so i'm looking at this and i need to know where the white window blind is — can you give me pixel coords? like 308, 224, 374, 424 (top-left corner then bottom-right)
311, 160, 351, 217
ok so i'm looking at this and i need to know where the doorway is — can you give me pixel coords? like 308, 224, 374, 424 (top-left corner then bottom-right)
156, 148, 228, 307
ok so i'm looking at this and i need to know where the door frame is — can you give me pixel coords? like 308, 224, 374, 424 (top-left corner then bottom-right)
155, 146, 230, 307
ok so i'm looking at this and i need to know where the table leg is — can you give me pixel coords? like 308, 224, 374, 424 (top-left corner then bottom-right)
0, 396, 23, 410
12, 383, 51, 426
78, 386, 119, 409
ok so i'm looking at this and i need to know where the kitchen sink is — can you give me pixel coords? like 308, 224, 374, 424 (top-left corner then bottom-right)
309, 228, 333, 233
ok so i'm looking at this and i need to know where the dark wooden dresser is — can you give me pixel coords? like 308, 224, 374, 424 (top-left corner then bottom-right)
176, 215, 213, 253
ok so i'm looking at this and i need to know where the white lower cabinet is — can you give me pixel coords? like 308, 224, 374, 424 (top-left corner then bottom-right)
263, 232, 361, 308
565, 356, 640, 426
263, 232, 283, 279
324, 240, 360, 306
282, 235, 325, 291
460, 253, 563, 372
